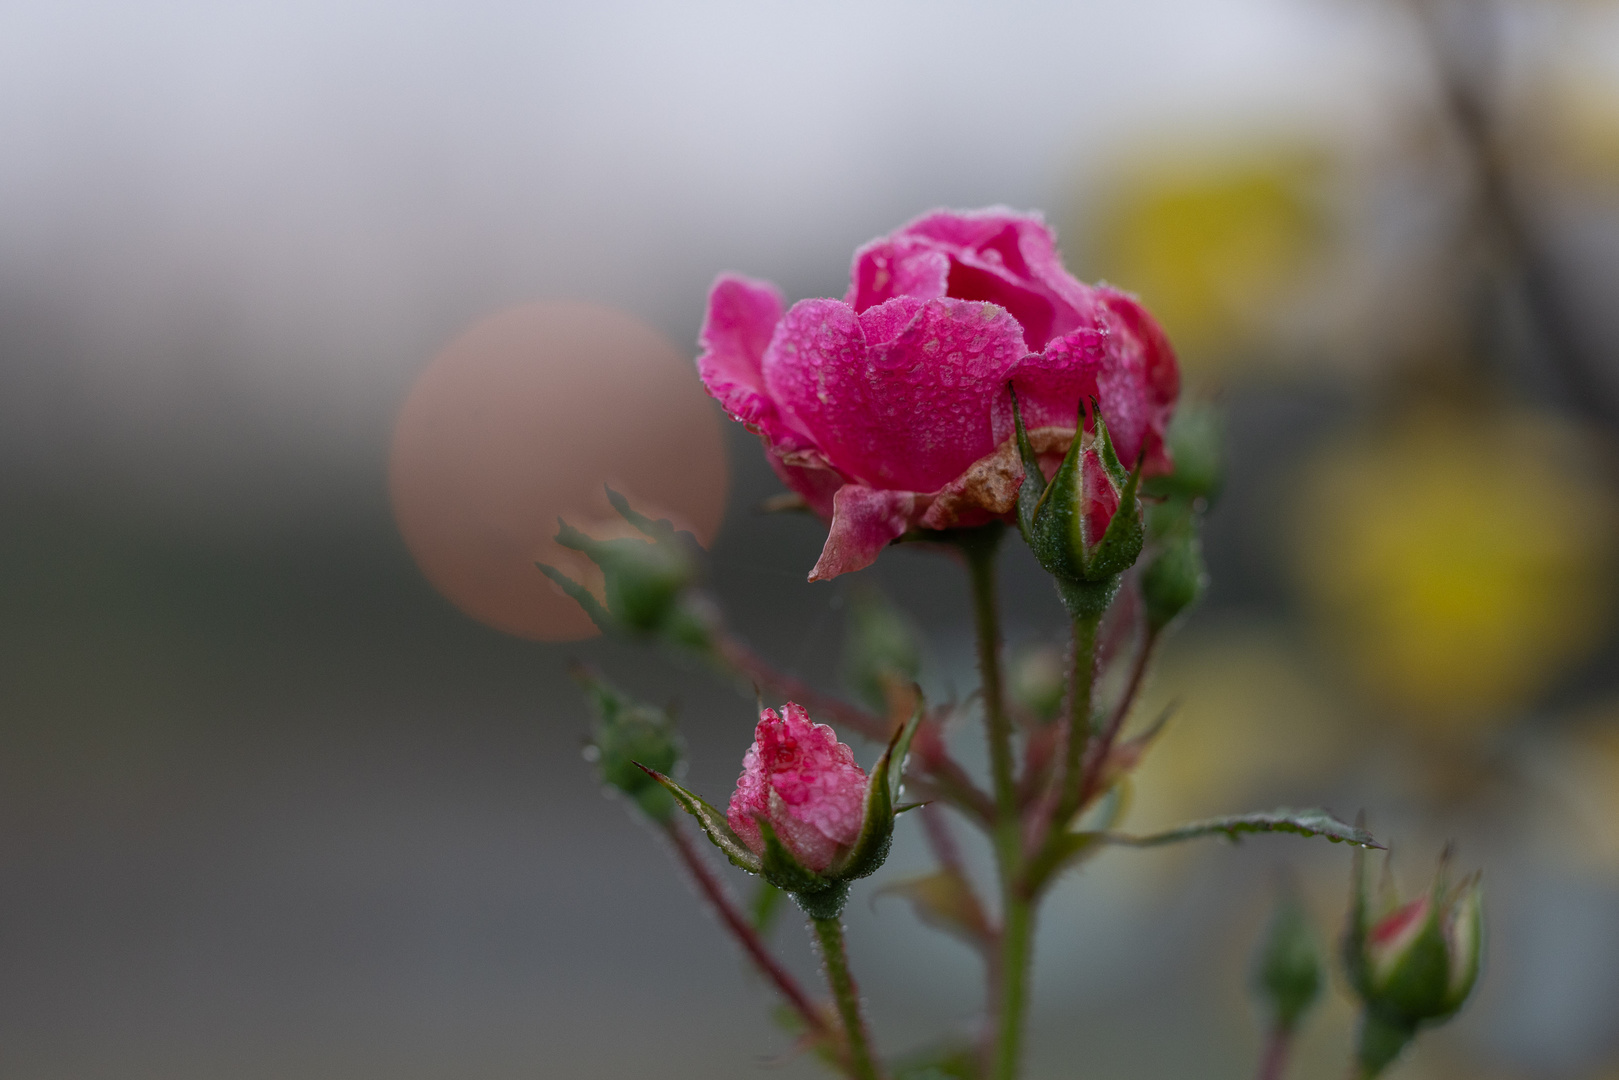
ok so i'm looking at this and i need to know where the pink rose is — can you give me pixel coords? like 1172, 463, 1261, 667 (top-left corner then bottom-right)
698, 207, 1179, 580
727, 703, 869, 873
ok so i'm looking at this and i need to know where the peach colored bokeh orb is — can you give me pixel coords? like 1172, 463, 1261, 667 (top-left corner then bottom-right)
390, 301, 729, 641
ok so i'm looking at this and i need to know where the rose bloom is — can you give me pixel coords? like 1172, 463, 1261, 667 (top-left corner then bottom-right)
698, 207, 1179, 580
727, 703, 868, 873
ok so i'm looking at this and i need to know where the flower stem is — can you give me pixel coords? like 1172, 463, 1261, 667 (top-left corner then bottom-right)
664, 822, 830, 1043
960, 527, 1035, 1080
1053, 611, 1103, 830
1077, 626, 1157, 809
963, 528, 1015, 824
812, 915, 883, 1080
1255, 1024, 1291, 1080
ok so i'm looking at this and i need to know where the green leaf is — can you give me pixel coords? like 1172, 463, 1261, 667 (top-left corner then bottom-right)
636, 765, 761, 872
1105, 808, 1383, 849
874, 869, 991, 948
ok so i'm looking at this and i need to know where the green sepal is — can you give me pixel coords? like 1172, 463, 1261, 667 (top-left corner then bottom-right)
830, 696, 925, 882
1010, 386, 1048, 542
1054, 574, 1122, 622
757, 817, 834, 894
535, 562, 611, 632
604, 485, 683, 544
636, 765, 761, 873
1104, 808, 1383, 849
1082, 417, 1146, 581
1009, 390, 1145, 589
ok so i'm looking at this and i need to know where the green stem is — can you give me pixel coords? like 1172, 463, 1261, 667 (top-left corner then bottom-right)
960, 527, 1036, 1080
1053, 612, 1103, 829
963, 528, 1015, 825
812, 916, 883, 1080
992, 891, 1034, 1080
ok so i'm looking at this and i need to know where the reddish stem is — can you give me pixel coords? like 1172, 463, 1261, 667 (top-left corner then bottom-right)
716, 636, 887, 741
1256, 1025, 1292, 1080
664, 822, 830, 1040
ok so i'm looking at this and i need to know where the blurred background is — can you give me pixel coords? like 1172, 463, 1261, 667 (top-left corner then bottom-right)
3, 0, 1618, 1077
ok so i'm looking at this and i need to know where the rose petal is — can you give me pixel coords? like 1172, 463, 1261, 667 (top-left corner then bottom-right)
808, 485, 920, 582
697, 274, 812, 452
764, 296, 1027, 493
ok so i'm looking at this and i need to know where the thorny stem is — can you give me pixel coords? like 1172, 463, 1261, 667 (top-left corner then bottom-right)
1052, 612, 1103, 831
1077, 627, 1159, 809
812, 916, 884, 1080
663, 823, 830, 1044
1256, 1024, 1292, 1080
960, 529, 1035, 1080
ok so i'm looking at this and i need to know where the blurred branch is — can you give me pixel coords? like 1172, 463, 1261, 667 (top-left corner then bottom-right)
1409, 0, 1619, 429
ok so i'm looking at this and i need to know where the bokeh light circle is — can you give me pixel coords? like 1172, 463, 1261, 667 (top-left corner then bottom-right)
390, 301, 729, 641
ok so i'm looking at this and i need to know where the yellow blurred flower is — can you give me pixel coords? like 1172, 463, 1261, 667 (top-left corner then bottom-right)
1076, 145, 1332, 372
1291, 407, 1618, 731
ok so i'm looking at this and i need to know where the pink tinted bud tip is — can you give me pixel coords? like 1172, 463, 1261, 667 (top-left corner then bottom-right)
727, 703, 869, 873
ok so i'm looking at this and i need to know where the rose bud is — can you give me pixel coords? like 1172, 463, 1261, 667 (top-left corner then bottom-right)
1344, 848, 1485, 1077
571, 665, 684, 823
696, 208, 1178, 582
1252, 883, 1323, 1037
1141, 518, 1207, 633
638, 700, 923, 919
537, 487, 713, 649
727, 703, 869, 873
1011, 391, 1146, 618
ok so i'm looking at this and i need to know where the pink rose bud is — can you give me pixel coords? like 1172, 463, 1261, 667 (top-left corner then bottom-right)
727, 703, 869, 873
1347, 849, 1485, 1077
697, 208, 1179, 581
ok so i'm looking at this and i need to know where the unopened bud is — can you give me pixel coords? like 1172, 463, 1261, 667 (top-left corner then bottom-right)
538, 487, 711, 648
1345, 847, 1485, 1077
841, 584, 922, 715
572, 666, 684, 822
1143, 398, 1223, 505
1252, 884, 1322, 1034
1012, 392, 1145, 619
1142, 524, 1207, 632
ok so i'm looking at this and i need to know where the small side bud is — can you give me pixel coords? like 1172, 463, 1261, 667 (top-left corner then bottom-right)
1344, 846, 1485, 1077
1141, 522, 1207, 632
841, 584, 922, 716
572, 665, 684, 822
1142, 398, 1223, 505
538, 487, 713, 650
1252, 882, 1323, 1036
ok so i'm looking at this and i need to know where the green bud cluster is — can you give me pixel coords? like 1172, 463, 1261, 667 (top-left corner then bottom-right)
1139, 401, 1220, 631
538, 487, 715, 650
573, 666, 684, 823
